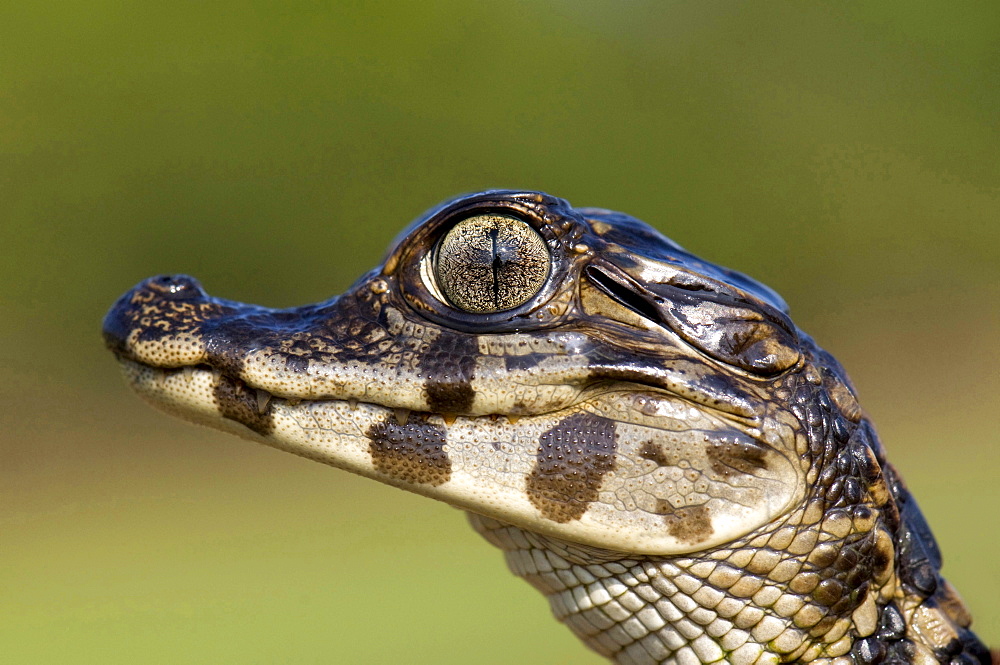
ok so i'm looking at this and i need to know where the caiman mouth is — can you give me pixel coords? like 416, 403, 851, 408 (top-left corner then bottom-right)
105, 270, 799, 557
113, 353, 765, 438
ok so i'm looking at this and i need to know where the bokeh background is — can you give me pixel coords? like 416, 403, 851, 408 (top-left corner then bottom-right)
3, 2, 998, 663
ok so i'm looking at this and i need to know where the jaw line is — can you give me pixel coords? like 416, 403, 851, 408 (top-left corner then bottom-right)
113, 356, 797, 557
115, 356, 765, 443
116, 357, 561, 429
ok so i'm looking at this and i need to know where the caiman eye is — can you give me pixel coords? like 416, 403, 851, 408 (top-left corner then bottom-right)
434, 214, 550, 313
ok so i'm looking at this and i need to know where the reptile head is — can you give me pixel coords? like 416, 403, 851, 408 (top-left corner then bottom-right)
102, 190, 817, 553
104, 190, 989, 664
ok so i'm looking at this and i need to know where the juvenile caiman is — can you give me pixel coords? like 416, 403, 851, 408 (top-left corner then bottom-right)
103, 190, 992, 665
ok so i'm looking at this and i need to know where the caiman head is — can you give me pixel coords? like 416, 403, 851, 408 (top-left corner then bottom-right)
104, 190, 991, 665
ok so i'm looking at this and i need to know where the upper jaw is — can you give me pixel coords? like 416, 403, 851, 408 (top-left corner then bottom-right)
104, 271, 774, 427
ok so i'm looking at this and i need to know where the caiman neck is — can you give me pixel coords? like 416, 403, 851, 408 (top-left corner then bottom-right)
472, 410, 986, 665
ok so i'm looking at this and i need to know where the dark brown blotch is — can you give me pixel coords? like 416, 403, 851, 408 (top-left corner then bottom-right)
706, 433, 770, 478
933, 638, 963, 664
283, 354, 309, 373
420, 332, 478, 413
639, 440, 678, 467
872, 532, 893, 576
214, 375, 274, 435
202, 315, 277, 378
526, 412, 617, 523
655, 501, 714, 545
425, 381, 475, 414
367, 414, 452, 487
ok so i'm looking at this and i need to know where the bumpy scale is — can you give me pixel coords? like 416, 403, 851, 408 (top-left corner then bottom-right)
104, 191, 992, 665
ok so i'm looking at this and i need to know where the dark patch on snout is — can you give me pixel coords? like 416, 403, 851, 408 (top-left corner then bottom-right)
654, 501, 714, 545
367, 414, 452, 487
526, 412, 617, 523
283, 354, 309, 373
202, 316, 275, 377
706, 433, 770, 478
421, 332, 478, 413
214, 375, 274, 435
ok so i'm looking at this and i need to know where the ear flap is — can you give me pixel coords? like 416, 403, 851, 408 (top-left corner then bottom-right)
585, 264, 801, 376
645, 282, 801, 375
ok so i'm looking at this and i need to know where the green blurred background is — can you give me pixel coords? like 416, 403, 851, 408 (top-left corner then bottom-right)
3, 2, 998, 663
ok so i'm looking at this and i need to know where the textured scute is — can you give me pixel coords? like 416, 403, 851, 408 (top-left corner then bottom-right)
420, 331, 479, 413
526, 412, 618, 523
105, 191, 990, 664
367, 414, 451, 486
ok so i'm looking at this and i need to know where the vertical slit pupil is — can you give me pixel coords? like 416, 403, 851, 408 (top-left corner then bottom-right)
490, 226, 502, 308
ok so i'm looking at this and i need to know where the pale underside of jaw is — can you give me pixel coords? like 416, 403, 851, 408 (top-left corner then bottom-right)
116, 358, 802, 557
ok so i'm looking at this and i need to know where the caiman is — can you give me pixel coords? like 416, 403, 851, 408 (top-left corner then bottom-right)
103, 190, 992, 665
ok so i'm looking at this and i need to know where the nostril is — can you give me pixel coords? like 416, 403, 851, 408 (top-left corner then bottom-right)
147, 274, 202, 298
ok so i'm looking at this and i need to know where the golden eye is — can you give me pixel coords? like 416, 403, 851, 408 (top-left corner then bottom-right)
434, 214, 550, 314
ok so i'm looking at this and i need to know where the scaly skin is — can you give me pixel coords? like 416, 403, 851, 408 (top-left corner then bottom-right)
103, 190, 990, 664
